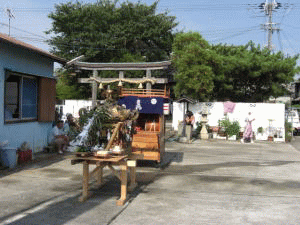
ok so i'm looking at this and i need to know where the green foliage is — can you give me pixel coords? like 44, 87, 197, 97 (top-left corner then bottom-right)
195, 121, 210, 134
285, 121, 292, 142
76, 145, 89, 152
257, 127, 263, 133
48, 1, 178, 99
195, 121, 201, 134
56, 68, 91, 99
172, 32, 217, 100
291, 105, 300, 109
47, 1, 177, 62
172, 32, 300, 102
212, 41, 300, 102
86, 104, 113, 147
219, 118, 240, 137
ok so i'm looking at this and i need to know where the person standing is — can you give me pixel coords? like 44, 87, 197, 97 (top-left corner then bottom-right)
241, 112, 255, 143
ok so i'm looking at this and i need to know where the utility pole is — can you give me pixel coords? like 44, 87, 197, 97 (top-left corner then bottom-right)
259, 0, 281, 50
6, 8, 15, 36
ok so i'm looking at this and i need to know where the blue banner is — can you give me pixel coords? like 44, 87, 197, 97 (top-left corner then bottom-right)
118, 96, 168, 114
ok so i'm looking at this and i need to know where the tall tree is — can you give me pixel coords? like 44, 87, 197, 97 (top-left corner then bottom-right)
172, 32, 300, 102
212, 42, 300, 102
172, 32, 223, 100
47, 0, 178, 99
47, 0, 177, 62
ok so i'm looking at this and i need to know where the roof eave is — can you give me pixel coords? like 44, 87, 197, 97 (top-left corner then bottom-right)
0, 33, 66, 65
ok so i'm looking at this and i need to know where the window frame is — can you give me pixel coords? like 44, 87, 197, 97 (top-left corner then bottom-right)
4, 70, 38, 124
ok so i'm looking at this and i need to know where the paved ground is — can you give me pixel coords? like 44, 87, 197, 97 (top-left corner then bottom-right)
1, 137, 300, 225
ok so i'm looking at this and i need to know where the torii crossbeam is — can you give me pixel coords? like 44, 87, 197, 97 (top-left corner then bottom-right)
67, 55, 171, 107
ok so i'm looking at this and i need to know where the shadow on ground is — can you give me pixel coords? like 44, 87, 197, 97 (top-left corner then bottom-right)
2, 150, 300, 224
1, 193, 106, 225
0, 173, 157, 225
137, 151, 184, 169
0, 152, 68, 179
162, 160, 298, 174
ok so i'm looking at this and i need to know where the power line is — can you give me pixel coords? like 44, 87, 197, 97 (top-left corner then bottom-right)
201, 26, 260, 37
279, 1, 294, 24
2, 3, 300, 13
0, 2, 298, 54
277, 30, 283, 51
0, 22, 47, 40
281, 30, 297, 55
210, 27, 262, 44
281, 23, 300, 29
284, 29, 300, 43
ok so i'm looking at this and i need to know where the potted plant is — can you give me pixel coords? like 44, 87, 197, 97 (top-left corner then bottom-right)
256, 126, 267, 141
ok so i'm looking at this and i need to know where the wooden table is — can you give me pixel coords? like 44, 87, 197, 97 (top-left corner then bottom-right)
71, 155, 137, 206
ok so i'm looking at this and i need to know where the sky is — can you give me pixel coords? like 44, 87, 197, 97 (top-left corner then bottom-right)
0, 0, 299, 60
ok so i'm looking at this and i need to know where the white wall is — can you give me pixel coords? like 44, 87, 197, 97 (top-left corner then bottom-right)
57, 100, 93, 118
172, 102, 285, 141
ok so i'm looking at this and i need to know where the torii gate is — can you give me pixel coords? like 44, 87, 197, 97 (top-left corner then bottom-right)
67, 55, 171, 108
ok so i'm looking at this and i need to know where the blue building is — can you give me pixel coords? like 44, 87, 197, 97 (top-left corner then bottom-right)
0, 33, 65, 152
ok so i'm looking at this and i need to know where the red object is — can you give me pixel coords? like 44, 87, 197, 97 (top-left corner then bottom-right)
211, 126, 220, 133
18, 150, 32, 164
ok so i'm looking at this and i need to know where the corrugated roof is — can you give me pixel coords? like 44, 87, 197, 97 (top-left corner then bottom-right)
0, 33, 66, 64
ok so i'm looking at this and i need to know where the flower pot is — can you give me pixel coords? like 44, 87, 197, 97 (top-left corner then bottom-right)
268, 136, 273, 142
211, 126, 220, 133
228, 135, 236, 141
256, 133, 267, 141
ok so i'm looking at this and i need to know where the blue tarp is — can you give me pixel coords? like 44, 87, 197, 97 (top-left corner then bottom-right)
118, 96, 168, 115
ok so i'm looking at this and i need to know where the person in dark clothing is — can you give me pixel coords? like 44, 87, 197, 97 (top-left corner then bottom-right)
183, 111, 195, 142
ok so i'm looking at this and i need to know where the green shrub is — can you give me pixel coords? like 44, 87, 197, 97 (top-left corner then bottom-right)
219, 118, 240, 137
195, 121, 210, 134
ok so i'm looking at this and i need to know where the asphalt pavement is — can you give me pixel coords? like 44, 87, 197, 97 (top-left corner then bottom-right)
1, 138, 300, 225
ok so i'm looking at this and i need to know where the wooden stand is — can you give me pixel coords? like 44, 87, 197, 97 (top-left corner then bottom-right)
71, 155, 137, 205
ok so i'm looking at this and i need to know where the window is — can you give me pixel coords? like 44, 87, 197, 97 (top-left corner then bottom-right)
5, 71, 38, 122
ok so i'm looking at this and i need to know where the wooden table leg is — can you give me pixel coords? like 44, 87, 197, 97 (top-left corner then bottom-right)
116, 164, 128, 206
79, 161, 90, 202
96, 162, 103, 187
128, 160, 137, 192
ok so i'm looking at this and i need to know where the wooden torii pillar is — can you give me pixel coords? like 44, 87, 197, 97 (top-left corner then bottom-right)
67, 56, 171, 108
